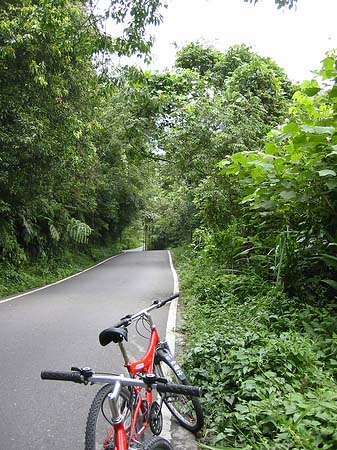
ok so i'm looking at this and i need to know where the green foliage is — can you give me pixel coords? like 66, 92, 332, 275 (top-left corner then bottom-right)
140, 44, 293, 247
220, 52, 337, 297
106, 0, 166, 57
164, 47, 337, 450
228, 58, 288, 122
140, 170, 199, 249
175, 248, 337, 450
0, 0, 161, 267
175, 42, 224, 75
67, 218, 93, 244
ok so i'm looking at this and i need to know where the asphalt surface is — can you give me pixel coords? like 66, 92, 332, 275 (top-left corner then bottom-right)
0, 250, 184, 450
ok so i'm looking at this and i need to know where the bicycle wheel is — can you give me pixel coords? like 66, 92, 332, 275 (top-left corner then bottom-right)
154, 350, 203, 432
85, 383, 132, 450
142, 436, 174, 450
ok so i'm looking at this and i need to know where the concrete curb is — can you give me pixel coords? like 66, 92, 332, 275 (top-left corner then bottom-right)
167, 251, 200, 450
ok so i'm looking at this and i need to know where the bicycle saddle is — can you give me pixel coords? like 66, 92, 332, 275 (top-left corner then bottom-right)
99, 327, 128, 346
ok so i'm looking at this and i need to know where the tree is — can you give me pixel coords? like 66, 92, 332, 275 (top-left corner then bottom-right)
220, 53, 337, 296
0, 0, 165, 263
137, 44, 294, 247
175, 42, 224, 75
103, 0, 167, 57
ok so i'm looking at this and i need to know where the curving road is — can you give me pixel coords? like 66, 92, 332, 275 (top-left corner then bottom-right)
0, 250, 176, 450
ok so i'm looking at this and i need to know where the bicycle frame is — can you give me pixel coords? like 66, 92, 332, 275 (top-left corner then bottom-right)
105, 379, 128, 449
117, 312, 162, 442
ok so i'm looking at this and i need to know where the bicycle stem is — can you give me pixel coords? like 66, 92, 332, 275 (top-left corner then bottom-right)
107, 380, 124, 424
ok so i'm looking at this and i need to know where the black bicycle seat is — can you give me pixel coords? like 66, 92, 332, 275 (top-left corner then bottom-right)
99, 327, 128, 346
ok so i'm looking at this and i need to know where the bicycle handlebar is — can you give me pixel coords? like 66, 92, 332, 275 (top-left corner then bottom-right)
41, 371, 84, 383
114, 315, 132, 328
40, 369, 201, 397
156, 382, 201, 397
153, 292, 179, 308
114, 293, 180, 328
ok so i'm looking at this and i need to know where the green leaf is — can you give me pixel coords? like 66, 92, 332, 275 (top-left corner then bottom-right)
327, 145, 337, 157
282, 122, 299, 134
300, 125, 335, 135
323, 56, 335, 72
265, 142, 279, 155
280, 190, 296, 200
301, 79, 321, 97
318, 169, 336, 177
325, 180, 337, 190
320, 254, 337, 268
218, 159, 232, 168
322, 279, 337, 290
67, 218, 92, 244
49, 223, 60, 241
232, 152, 248, 164
329, 85, 337, 100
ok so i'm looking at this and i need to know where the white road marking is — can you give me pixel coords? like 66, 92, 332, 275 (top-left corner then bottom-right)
0, 254, 121, 305
161, 250, 180, 440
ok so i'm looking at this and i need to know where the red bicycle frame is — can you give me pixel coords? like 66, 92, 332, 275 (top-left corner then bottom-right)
122, 320, 161, 442
127, 325, 160, 375
112, 423, 128, 450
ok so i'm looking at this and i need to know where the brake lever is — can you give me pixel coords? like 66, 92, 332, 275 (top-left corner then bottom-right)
71, 366, 93, 378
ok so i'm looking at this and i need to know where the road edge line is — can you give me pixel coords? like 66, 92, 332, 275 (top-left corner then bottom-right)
161, 250, 179, 440
166, 250, 179, 355
0, 253, 122, 305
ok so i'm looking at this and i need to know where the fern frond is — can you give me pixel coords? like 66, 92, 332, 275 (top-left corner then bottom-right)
67, 218, 92, 244
49, 223, 61, 241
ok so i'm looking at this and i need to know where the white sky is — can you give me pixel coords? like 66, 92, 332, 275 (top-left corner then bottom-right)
138, 0, 337, 82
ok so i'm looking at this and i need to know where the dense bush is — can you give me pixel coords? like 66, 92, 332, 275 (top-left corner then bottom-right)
221, 53, 337, 298
175, 248, 337, 450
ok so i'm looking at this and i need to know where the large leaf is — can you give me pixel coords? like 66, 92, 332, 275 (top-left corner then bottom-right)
318, 169, 336, 177
300, 125, 335, 135
301, 79, 321, 97
322, 279, 337, 291
320, 254, 337, 269
279, 190, 297, 200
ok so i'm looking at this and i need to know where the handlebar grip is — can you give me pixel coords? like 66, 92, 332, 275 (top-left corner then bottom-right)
41, 371, 83, 383
114, 315, 132, 328
155, 293, 179, 308
157, 382, 202, 397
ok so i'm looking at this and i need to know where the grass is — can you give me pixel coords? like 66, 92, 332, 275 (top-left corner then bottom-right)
173, 247, 337, 450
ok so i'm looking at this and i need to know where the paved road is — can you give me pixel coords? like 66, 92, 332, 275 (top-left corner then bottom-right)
0, 250, 176, 450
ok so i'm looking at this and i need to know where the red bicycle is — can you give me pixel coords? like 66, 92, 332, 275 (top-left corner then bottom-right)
87, 293, 203, 448
41, 293, 203, 450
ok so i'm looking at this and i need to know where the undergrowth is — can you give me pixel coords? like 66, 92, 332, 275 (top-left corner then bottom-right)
174, 247, 337, 450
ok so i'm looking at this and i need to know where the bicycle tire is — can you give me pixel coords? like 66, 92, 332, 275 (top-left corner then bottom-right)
142, 436, 174, 450
154, 350, 203, 432
85, 383, 132, 450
